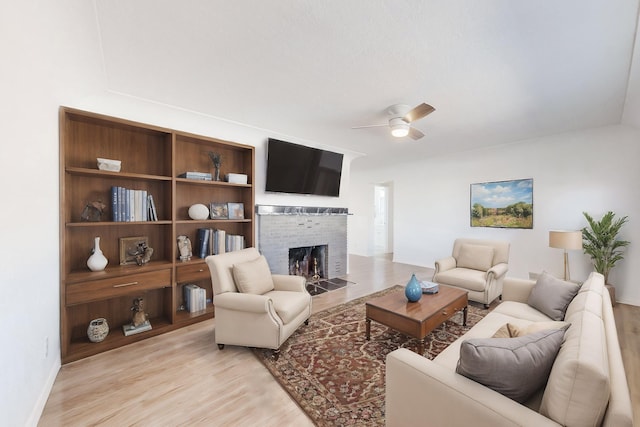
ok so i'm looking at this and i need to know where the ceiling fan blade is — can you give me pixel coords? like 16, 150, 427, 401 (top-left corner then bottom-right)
351, 124, 387, 129
408, 127, 425, 140
403, 103, 435, 123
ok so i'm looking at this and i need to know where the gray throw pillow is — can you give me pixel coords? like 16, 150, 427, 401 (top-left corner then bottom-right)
456, 327, 567, 403
528, 271, 580, 320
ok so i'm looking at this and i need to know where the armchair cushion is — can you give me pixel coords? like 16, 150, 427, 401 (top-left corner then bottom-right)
456, 328, 566, 403
457, 244, 494, 271
267, 290, 313, 324
434, 268, 488, 292
232, 255, 275, 295
528, 271, 580, 321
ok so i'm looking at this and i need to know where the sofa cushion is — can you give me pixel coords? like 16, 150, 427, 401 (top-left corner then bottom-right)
457, 243, 494, 271
232, 255, 275, 295
492, 301, 554, 322
492, 321, 570, 338
565, 289, 603, 320
456, 328, 566, 403
528, 271, 580, 320
540, 310, 610, 427
577, 272, 604, 295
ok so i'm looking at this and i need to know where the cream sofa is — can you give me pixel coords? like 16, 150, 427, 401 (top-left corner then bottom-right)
386, 272, 633, 427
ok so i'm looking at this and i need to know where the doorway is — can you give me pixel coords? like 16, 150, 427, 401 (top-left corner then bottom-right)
373, 183, 393, 255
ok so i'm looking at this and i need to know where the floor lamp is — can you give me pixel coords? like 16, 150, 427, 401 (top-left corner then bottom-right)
549, 230, 583, 281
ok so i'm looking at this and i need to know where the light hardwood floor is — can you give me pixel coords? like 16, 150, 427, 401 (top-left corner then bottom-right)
39, 255, 639, 426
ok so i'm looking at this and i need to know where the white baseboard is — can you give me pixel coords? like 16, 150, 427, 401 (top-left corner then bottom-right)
26, 357, 60, 427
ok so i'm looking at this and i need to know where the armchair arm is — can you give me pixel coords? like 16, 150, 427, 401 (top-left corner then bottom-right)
486, 262, 508, 280
272, 274, 307, 292
502, 277, 536, 303
434, 256, 456, 274
213, 292, 272, 313
386, 349, 560, 427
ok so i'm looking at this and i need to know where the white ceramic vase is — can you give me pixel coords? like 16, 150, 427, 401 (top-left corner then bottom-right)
87, 236, 108, 271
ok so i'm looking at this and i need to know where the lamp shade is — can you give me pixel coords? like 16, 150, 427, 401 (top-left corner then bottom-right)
549, 230, 583, 250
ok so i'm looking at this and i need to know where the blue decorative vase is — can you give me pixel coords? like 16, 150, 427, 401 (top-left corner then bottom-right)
405, 273, 422, 302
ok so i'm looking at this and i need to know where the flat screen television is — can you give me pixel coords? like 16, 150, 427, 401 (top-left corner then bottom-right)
265, 138, 343, 197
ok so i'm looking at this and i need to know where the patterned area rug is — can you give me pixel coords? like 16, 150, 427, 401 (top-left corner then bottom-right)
252, 285, 487, 426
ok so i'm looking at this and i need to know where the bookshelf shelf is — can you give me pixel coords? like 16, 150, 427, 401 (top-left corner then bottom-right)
66, 166, 172, 181
59, 107, 255, 363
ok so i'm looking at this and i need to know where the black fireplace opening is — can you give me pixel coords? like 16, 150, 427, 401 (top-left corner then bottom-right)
288, 245, 351, 295
288, 245, 327, 281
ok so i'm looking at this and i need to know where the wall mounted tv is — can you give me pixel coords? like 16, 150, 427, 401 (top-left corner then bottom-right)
265, 138, 344, 197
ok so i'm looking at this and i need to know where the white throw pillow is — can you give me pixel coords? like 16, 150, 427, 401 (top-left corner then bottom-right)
457, 243, 494, 271
232, 255, 275, 295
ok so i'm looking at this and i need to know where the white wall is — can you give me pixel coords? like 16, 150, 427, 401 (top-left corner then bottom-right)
349, 125, 640, 306
0, 1, 107, 425
0, 2, 356, 424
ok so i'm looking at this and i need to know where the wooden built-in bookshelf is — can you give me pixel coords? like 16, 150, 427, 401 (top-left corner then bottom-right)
59, 107, 255, 363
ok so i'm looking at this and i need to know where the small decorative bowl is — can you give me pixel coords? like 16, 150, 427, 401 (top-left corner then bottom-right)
87, 318, 109, 343
97, 157, 122, 172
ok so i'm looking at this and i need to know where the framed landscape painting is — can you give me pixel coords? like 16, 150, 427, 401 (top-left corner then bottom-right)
470, 178, 533, 229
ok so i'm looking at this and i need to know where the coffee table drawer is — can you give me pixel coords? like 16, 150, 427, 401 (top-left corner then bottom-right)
422, 296, 467, 334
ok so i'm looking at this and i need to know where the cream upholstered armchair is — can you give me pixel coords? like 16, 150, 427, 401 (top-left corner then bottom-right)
205, 247, 312, 351
433, 238, 510, 308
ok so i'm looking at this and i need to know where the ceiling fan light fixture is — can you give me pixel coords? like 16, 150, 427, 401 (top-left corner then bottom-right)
389, 118, 409, 137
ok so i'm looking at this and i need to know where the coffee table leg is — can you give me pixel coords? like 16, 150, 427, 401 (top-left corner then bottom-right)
418, 340, 425, 355
463, 306, 468, 326
365, 318, 371, 340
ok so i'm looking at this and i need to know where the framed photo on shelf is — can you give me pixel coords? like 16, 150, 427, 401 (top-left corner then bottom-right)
209, 202, 228, 219
119, 236, 149, 265
227, 202, 245, 220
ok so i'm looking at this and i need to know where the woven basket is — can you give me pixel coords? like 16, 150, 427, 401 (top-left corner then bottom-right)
87, 318, 109, 343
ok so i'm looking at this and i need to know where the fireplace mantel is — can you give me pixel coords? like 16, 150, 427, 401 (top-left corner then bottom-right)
256, 205, 349, 216
256, 205, 348, 278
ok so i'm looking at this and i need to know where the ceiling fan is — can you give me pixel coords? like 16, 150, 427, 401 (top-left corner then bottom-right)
352, 103, 435, 140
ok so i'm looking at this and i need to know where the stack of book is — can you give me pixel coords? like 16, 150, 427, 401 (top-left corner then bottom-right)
178, 171, 212, 181
225, 234, 246, 252
110, 186, 158, 222
184, 283, 207, 313
196, 228, 246, 258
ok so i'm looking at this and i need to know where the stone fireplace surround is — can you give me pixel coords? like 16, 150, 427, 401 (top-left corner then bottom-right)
256, 205, 348, 280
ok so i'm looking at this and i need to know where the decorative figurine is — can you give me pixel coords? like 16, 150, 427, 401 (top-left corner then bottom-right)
122, 297, 152, 336
131, 297, 148, 327
129, 241, 153, 266
208, 151, 222, 181
177, 235, 192, 262
81, 200, 106, 222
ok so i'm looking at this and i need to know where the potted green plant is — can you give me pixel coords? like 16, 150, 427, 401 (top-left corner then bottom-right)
582, 211, 630, 286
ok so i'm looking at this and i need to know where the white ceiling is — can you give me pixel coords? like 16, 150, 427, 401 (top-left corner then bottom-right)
95, 1, 640, 166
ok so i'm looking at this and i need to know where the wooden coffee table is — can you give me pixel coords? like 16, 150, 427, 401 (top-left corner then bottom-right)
365, 285, 468, 354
